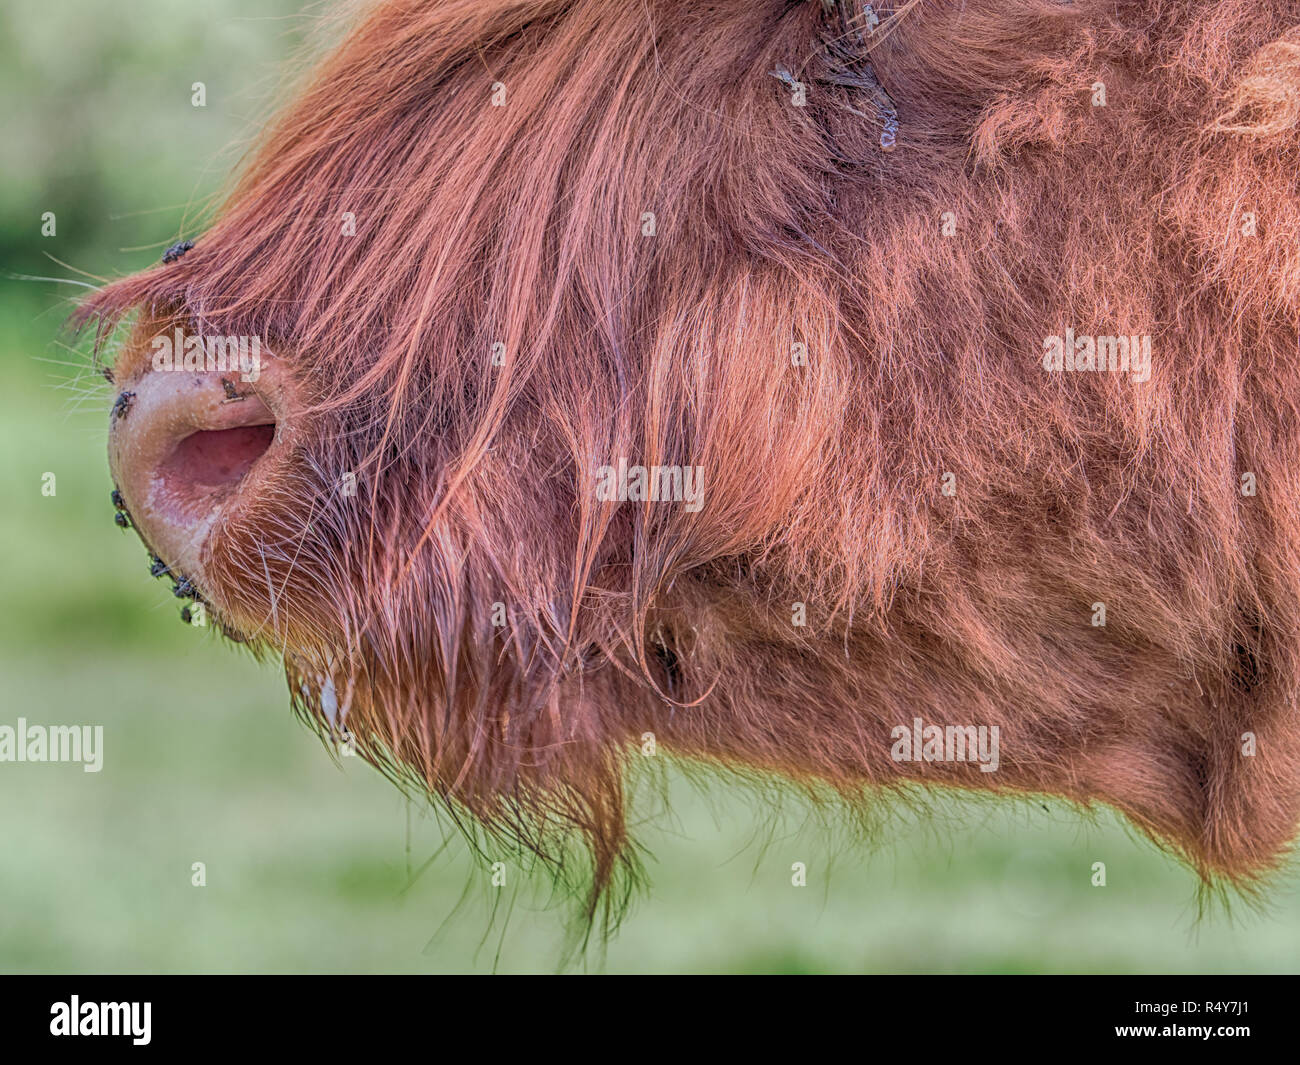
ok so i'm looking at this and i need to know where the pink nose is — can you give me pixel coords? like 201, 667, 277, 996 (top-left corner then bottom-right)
108, 358, 289, 585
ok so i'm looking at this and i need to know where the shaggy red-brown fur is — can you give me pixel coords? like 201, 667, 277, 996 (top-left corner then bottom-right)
79, 0, 1300, 924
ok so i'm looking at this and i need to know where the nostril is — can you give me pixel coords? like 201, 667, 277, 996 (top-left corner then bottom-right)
167, 424, 276, 488
108, 352, 296, 585
156, 422, 276, 519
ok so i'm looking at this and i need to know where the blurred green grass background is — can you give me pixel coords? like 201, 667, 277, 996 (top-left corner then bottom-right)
1, 0, 1298, 974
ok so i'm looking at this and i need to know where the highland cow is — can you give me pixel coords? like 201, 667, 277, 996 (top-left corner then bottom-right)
79, 0, 1300, 926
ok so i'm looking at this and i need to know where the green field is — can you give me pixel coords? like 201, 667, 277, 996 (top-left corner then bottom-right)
1, 0, 1298, 974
